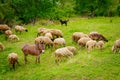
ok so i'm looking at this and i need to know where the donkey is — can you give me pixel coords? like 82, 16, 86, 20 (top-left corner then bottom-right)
22, 41, 44, 64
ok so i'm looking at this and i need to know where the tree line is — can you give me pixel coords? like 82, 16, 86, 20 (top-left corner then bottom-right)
0, 0, 120, 26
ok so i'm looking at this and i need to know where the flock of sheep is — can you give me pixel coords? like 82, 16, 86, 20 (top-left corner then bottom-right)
0, 24, 120, 70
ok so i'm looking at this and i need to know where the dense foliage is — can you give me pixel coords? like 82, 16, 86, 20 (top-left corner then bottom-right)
0, 0, 120, 26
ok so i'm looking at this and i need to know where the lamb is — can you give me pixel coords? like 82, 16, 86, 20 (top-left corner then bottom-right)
22, 42, 44, 64
86, 40, 97, 52
72, 32, 89, 42
14, 25, 28, 34
8, 52, 19, 70
77, 37, 92, 48
55, 47, 73, 64
5, 30, 13, 39
0, 24, 10, 32
8, 34, 19, 41
0, 42, 5, 51
96, 41, 104, 50
112, 39, 120, 53
35, 36, 53, 48
53, 38, 66, 49
89, 32, 108, 42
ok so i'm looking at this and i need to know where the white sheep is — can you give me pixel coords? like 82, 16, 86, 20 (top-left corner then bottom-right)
14, 25, 28, 34
86, 40, 97, 52
112, 39, 120, 53
0, 42, 5, 51
55, 47, 73, 64
72, 32, 89, 42
8, 52, 19, 70
37, 28, 48, 36
8, 34, 20, 41
5, 30, 13, 39
53, 38, 66, 49
78, 37, 92, 48
97, 41, 104, 50
65, 46, 77, 54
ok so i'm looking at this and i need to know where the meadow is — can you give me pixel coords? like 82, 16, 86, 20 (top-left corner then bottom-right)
0, 17, 120, 80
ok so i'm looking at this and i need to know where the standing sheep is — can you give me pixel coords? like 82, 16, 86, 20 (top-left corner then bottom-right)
86, 40, 97, 53
55, 47, 73, 64
8, 52, 19, 70
77, 37, 91, 48
37, 28, 47, 36
112, 39, 120, 53
65, 46, 77, 54
44, 32, 53, 40
0, 42, 5, 51
14, 25, 28, 34
96, 41, 104, 50
8, 34, 20, 42
53, 38, 66, 49
0, 24, 10, 32
5, 30, 13, 40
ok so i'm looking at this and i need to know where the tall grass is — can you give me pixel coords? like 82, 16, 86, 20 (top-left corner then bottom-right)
0, 17, 120, 80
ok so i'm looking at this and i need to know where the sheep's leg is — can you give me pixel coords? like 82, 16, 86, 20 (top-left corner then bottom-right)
24, 55, 27, 64
16, 60, 20, 66
13, 64, 15, 70
38, 55, 40, 63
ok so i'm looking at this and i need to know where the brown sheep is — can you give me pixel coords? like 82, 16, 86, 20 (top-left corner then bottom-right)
37, 28, 48, 36
89, 32, 108, 42
44, 32, 53, 40
65, 46, 77, 54
8, 53, 19, 70
112, 39, 120, 53
0, 24, 10, 32
8, 34, 19, 41
5, 30, 13, 40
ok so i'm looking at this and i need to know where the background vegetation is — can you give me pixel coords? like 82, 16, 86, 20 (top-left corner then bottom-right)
0, 0, 120, 26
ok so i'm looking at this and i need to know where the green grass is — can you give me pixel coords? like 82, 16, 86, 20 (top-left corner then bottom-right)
0, 17, 120, 80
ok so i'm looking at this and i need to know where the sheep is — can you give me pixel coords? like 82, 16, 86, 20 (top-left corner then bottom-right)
86, 40, 97, 52
44, 32, 53, 40
72, 32, 89, 42
5, 30, 13, 40
89, 32, 108, 42
0, 24, 10, 32
35, 36, 53, 48
8, 34, 19, 41
8, 52, 19, 70
53, 38, 66, 49
77, 37, 92, 48
65, 46, 77, 54
96, 41, 104, 50
55, 47, 73, 64
0, 42, 5, 51
37, 28, 47, 36
14, 25, 28, 34
22, 42, 45, 64
112, 39, 120, 53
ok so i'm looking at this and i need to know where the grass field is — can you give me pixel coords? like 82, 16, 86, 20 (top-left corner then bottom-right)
0, 17, 120, 80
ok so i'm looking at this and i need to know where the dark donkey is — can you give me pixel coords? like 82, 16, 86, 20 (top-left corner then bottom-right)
22, 41, 44, 64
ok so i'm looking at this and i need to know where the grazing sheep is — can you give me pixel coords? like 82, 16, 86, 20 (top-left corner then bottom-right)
59, 19, 69, 26
86, 40, 97, 52
44, 32, 53, 40
8, 34, 19, 41
14, 25, 28, 34
8, 52, 19, 70
0, 42, 5, 51
97, 41, 104, 50
112, 39, 120, 53
0, 24, 10, 32
22, 42, 45, 64
65, 46, 77, 54
72, 32, 89, 42
55, 47, 73, 63
35, 36, 53, 48
5, 30, 13, 39
53, 38, 66, 49
78, 37, 91, 48
37, 28, 47, 36
89, 32, 108, 42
